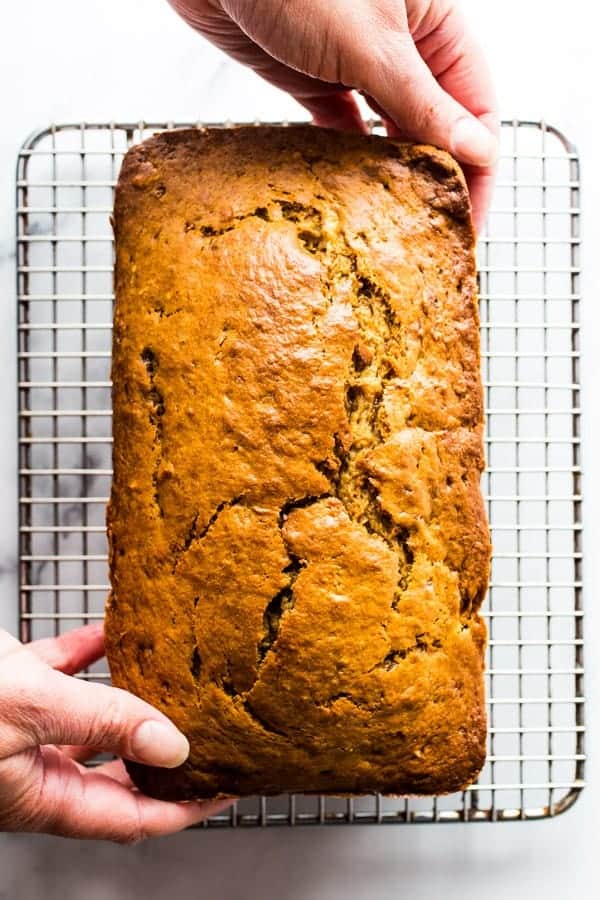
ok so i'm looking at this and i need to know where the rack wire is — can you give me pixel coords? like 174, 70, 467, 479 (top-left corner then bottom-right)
15, 119, 584, 824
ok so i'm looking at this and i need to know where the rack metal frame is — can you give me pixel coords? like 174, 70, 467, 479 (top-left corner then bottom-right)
15, 119, 584, 824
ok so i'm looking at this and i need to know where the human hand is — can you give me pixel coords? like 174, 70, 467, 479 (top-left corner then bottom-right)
0, 624, 232, 842
169, 0, 498, 231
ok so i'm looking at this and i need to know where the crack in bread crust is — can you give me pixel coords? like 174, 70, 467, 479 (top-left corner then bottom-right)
140, 346, 165, 517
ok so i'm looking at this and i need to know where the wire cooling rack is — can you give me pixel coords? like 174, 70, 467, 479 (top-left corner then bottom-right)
15, 119, 584, 824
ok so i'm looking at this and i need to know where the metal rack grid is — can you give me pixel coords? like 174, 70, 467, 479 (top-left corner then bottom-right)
15, 119, 584, 824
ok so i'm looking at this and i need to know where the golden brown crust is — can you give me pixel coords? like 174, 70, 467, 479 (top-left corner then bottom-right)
105, 125, 490, 800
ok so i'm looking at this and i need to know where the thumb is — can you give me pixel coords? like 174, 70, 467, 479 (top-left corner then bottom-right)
1, 662, 189, 769
362, 38, 498, 168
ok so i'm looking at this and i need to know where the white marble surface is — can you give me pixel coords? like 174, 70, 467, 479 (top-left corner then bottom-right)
1, 0, 599, 897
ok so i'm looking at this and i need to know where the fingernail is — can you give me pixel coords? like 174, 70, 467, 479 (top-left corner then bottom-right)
131, 720, 190, 768
451, 117, 499, 168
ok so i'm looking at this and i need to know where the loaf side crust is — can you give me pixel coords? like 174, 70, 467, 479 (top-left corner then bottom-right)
105, 126, 490, 800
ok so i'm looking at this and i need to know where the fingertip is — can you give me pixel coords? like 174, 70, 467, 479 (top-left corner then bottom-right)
478, 110, 502, 140
64, 620, 104, 636
194, 795, 237, 809
125, 792, 237, 842
130, 720, 190, 769
183, 796, 236, 820
312, 114, 367, 135
464, 166, 497, 236
81, 621, 105, 640
311, 108, 368, 135
303, 91, 368, 135
471, 208, 485, 237
451, 116, 499, 168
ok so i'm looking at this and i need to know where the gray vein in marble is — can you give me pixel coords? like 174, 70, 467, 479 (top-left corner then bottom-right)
25, 219, 52, 236
0, 556, 18, 577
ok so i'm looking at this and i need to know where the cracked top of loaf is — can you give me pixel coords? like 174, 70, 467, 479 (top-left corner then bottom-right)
105, 125, 491, 800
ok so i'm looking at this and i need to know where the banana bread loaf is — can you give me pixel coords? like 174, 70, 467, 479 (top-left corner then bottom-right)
105, 125, 490, 801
